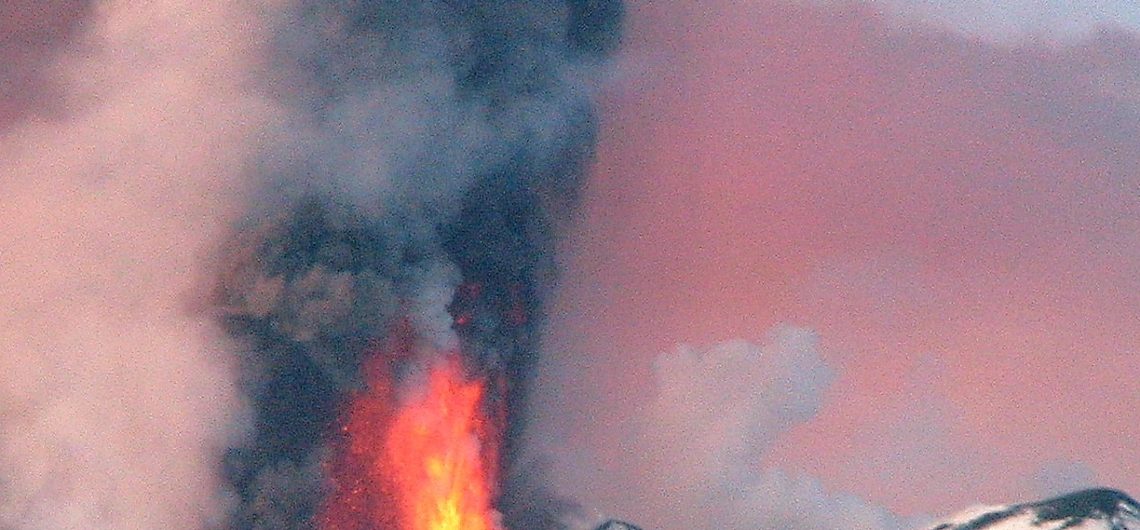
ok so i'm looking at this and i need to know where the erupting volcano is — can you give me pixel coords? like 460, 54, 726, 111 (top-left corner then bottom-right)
205, 2, 625, 529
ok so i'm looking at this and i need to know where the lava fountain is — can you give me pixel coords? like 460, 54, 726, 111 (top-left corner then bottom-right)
320, 334, 503, 530
386, 356, 501, 530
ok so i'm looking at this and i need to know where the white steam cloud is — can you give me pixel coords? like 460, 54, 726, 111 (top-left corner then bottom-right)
0, 1, 276, 528
540, 326, 910, 530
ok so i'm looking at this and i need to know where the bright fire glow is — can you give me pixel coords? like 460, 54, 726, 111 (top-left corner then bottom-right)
386, 357, 501, 530
320, 352, 502, 530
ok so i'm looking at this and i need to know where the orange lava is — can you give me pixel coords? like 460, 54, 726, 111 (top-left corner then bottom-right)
386, 357, 501, 530
320, 352, 501, 530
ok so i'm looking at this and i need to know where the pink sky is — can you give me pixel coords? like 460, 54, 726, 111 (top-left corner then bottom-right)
536, 0, 1140, 520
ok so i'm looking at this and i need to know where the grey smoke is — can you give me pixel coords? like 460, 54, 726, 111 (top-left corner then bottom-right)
216, 1, 623, 528
258, 0, 617, 217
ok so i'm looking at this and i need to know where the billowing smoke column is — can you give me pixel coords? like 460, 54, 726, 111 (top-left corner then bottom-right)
212, 1, 623, 528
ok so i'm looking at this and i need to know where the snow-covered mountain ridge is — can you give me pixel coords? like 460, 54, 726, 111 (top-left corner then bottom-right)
928, 489, 1140, 530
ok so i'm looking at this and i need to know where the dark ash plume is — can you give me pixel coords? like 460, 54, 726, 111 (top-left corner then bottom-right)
214, 1, 623, 528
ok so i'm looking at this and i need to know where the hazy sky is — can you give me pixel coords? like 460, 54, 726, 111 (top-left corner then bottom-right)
531, 0, 1140, 526
874, 0, 1140, 41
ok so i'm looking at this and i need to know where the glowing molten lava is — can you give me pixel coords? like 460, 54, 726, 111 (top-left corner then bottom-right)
321, 351, 502, 530
387, 358, 501, 530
